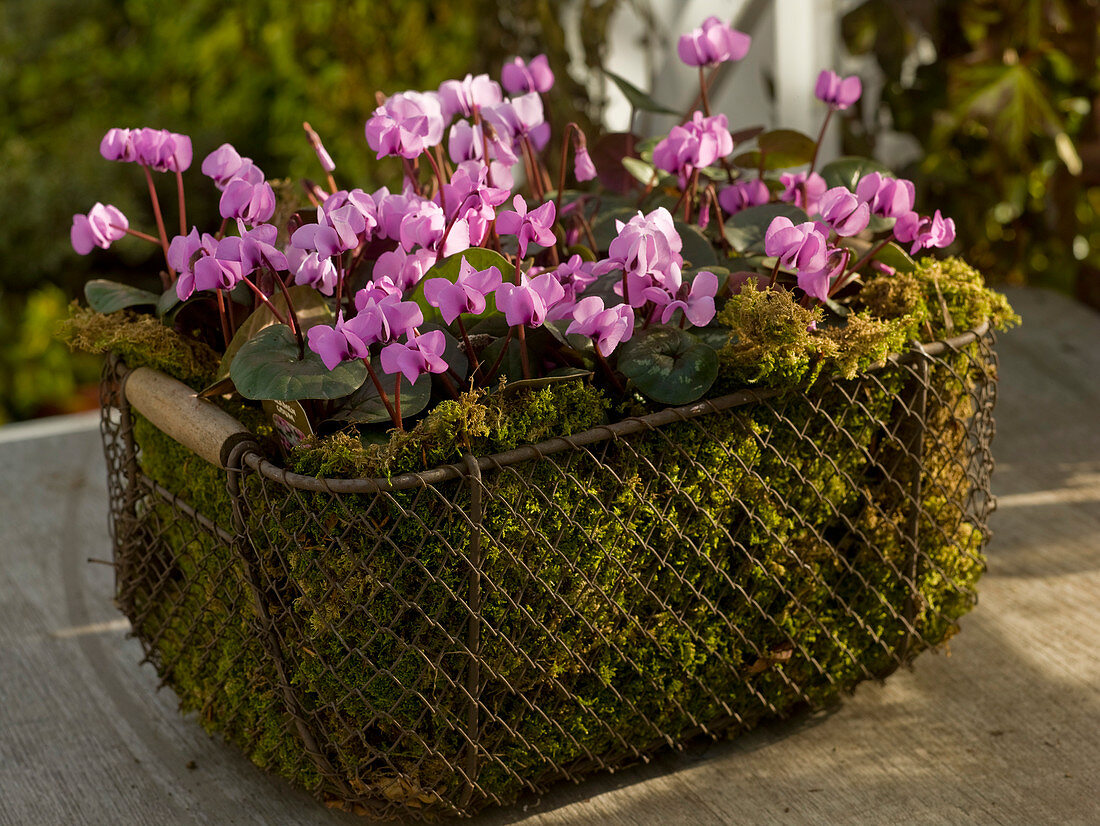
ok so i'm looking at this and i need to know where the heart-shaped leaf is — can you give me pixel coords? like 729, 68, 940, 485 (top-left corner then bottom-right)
216, 286, 334, 381
724, 203, 810, 254
756, 129, 817, 168
603, 69, 678, 115
819, 156, 895, 191
674, 220, 719, 266
331, 357, 432, 424
618, 326, 718, 405
408, 248, 511, 325
85, 279, 159, 314
231, 324, 365, 401
621, 156, 660, 187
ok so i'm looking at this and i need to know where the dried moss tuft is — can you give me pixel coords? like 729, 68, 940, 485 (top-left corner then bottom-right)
59, 304, 219, 388
716, 283, 826, 388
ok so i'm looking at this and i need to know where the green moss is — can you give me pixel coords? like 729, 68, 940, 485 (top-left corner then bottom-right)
59, 305, 219, 388
291, 380, 610, 479
717, 258, 1015, 391
122, 338, 992, 815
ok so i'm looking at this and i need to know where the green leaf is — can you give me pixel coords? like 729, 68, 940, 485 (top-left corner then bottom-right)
621, 156, 660, 187
618, 326, 718, 405
674, 220, 719, 266
870, 241, 916, 274
332, 358, 431, 423
724, 204, 810, 254
84, 279, 160, 314
602, 68, 678, 115
740, 129, 817, 170
216, 286, 333, 381
819, 156, 894, 191
408, 248, 511, 325
156, 287, 182, 318
230, 324, 364, 401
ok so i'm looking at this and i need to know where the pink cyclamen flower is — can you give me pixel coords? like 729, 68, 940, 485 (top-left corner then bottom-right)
778, 171, 827, 214
798, 250, 847, 302
764, 217, 829, 273
657, 270, 719, 327
677, 16, 751, 67
815, 70, 862, 110
496, 272, 566, 327
373, 246, 438, 293
71, 203, 128, 255
380, 330, 449, 385
501, 54, 555, 95
169, 229, 218, 300
293, 251, 338, 295
894, 210, 956, 254
365, 91, 445, 160
855, 172, 915, 219
718, 178, 770, 216
219, 178, 276, 225
653, 111, 734, 187
201, 143, 265, 190
495, 194, 556, 258
482, 93, 551, 154
308, 312, 373, 371
566, 296, 636, 357
596, 206, 684, 305
438, 73, 503, 120
574, 145, 597, 182
816, 186, 871, 237
100, 129, 137, 163
132, 128, 193, 172
423, 257, 503, 324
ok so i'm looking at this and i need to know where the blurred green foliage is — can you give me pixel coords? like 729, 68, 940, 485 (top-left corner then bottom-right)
0, 0, 625, 421
0, 287, 102, 423
842, 0, 1100, 293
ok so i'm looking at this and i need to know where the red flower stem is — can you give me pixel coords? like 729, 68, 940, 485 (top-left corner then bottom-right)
174, 168, 187, 236
768, 259, 782, 289
215, 217, 229, 240
808, 108, 833, 177
111, 224, 161, 245
215, 289, 232, 348
238, 277, 289, 325
141, 165, 175, 281
827, 248, 855, 298
483, 328, 514, 384
364, 358, 399, 427
393, 375, 403, 430
266, 259, 305, 358
555, 123, 578, 219
845, 237, 892, 283
456, 316, 483, 381
594, 348, 626, 394
423, 149, 447, 212
698, 66, 712, 117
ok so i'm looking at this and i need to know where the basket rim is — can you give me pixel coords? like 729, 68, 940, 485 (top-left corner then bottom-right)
236, 321, 991, 495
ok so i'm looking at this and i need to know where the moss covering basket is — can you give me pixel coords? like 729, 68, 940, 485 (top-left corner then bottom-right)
99, 317, 997, 820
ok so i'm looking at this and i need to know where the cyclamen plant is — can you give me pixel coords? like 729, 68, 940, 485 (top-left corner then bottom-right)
74, 14, 956, 439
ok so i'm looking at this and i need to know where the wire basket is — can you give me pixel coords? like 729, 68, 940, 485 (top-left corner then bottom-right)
99, 323, 997, 819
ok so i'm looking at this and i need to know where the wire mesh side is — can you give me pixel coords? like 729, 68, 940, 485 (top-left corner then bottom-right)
102, 332, 998, 820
